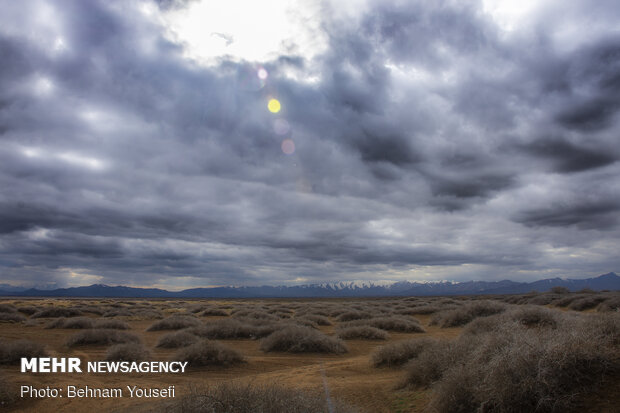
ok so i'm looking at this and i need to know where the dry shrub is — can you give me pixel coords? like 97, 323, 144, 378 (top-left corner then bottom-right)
76, 305, 104, 315
190, 319, 259, 339
66, 329, 141, 347
342, 316, 426, 333
147, 315, 201, 331
45, 317, 94, 329
551, 286, 571, 294
372, 338, 439, 367
94, 319, 130, 329
404, 313, 620, 413
396, 305, 445, 315
190, 319, 278, 340
132, 309, 163, 319
17, 306, 38, 315
0, 312, 26, 323
430, 301, 506, 328
31, 307, 83, 318
293, 318, 318, 329
232, 310, 279, 322
156, 331, 199, 348
502, 295, 529, 305
272, 311, 293, 319
336, 311, 372, 322
553, 294, 585, 307
260, 326, 348, 354
526, 294, 561, 306
598, 295, 620, 312
337, 326, 389, 340
298, 308, 331, 317
568, 296, 607, 311
200, 308, 228, 316
507, 306, 560, 328
0, 304, 17, 313
174, 340, 244, 367
296, 315, 332, 326
462, 315, 504, 336
0, 339, 47, 364
105, 343, 151, 361
267, 305, 294, 314
186, 304, 207, 314
103, 309, 132, 317
155, 382, 354, 413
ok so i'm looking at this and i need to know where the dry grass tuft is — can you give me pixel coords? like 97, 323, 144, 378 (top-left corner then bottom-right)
336, 311, 372, 322
0, 339, 47, 365
336, 326, 389, 340
396, 305, 445, 315
66, 329, 141, 347
232, 310, 279, 322
260, 325, 348, 354
189, 319, 282, 340
147, 315, 201, 331
403, 313, 620, 412
598, 295, 620, 312
372, 338, 439, 367
31, 307, 83, 318
200, 308, 228, 316
174, 340, 244, 367
296, 315, 332, 326
94, 319, 130, 329
17, 306, 38, 315
568, 296, 607, 311
156, 331, 199, 348
430, 300, 506, 327
0, 312, 26, 323
341, 316, 426, 333
0, 304, 17, 313
46, 317, 94, 329
105, 343, 151, 361
508, 306, 560, 328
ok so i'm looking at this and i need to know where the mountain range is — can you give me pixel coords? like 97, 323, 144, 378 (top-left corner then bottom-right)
0, 272, 618, 298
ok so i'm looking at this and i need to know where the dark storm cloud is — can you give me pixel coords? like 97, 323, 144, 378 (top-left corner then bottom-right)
555, 38, 620, 132
359, 1, 492, 67
514, 200, 620, 230
0, 0, 619, 288
428, 173, 514, 199
515, 138, 617, 173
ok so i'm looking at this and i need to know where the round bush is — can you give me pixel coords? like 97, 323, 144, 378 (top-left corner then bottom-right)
174, 340, 244, 367
106, 343, 151, 361
156, 331, 199, 348
260, 326, 348, 354
337, 326, 389, 340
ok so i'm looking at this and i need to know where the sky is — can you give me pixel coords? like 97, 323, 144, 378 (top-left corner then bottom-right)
0, 0, 619, 289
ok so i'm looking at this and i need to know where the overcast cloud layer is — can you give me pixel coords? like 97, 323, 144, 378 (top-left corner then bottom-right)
1, 0, 619, 289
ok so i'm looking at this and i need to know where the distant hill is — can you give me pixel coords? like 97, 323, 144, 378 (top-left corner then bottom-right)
0, 272, 618, 298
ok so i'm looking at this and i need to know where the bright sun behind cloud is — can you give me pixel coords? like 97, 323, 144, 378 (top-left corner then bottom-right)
159, 0, 326, 65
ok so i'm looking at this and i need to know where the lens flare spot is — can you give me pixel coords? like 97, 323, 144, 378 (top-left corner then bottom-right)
268, 98, 281, 113
258, 67, 268, 80
238, 65, 265, 91
281, 139, 295, 155
273, 119, 290, 135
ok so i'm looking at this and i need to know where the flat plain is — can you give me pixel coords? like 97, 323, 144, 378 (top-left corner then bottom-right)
0, 291, 619, 412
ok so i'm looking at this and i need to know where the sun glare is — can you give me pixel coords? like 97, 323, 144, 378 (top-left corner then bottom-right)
161, 0, 326, 64
482, 0, 539, 32
268, 98, 281, 113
